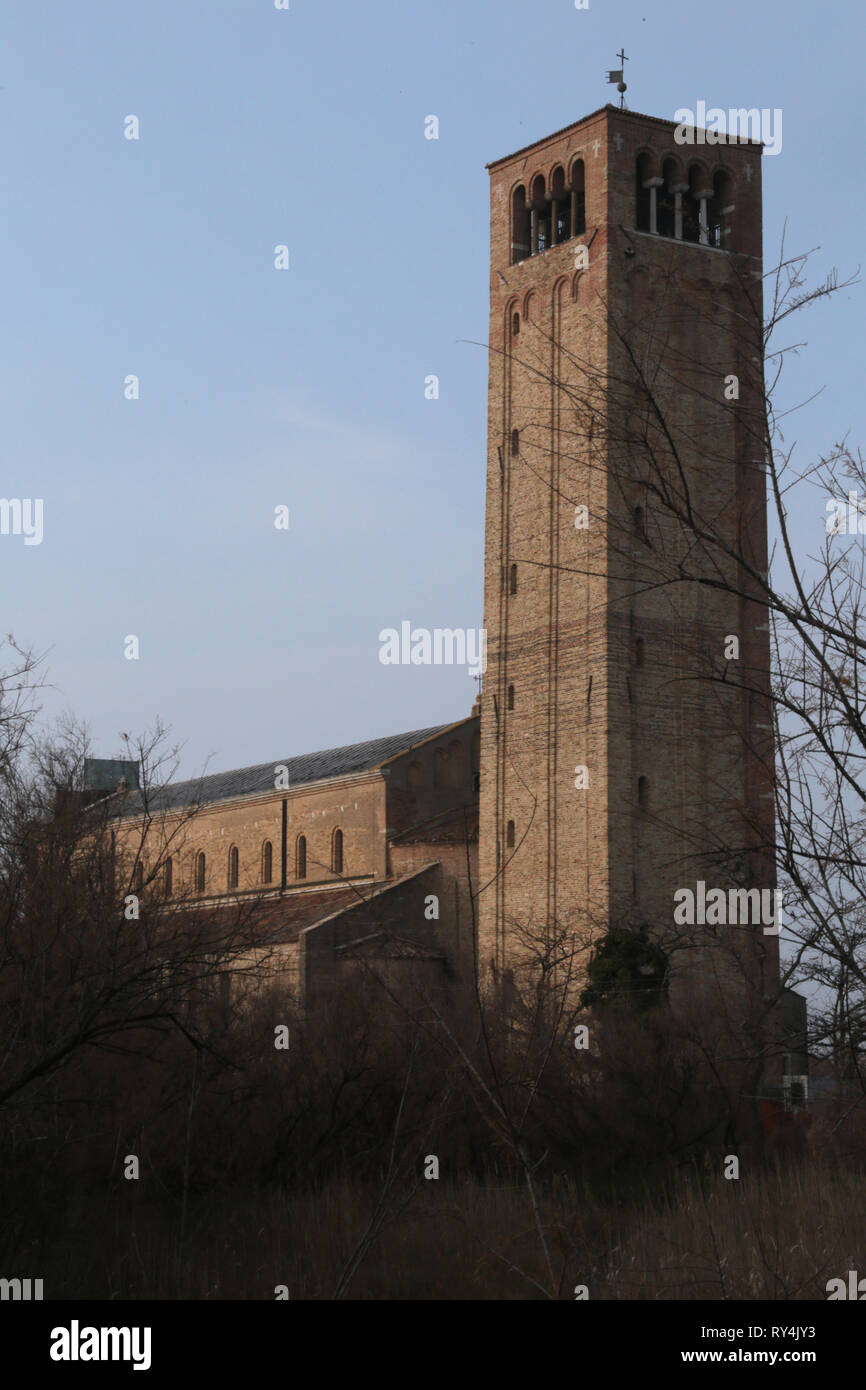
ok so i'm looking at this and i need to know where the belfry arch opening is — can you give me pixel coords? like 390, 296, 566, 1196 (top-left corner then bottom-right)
510, 159, 586, 265
707, 170, 733, 248
635, 154, 736, 251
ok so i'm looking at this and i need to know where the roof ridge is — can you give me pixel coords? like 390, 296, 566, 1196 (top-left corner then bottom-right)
165, 724, 453, 791
110, 720, 474, 815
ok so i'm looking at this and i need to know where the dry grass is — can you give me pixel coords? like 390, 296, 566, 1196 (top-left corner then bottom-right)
19, 1162, 864, 1300
595, 1164, 859, 1300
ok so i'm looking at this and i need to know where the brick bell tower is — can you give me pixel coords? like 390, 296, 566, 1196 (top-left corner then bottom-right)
476, 103, 779, 1013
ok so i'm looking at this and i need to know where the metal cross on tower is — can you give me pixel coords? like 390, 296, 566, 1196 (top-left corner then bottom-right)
606, 49, 628, 109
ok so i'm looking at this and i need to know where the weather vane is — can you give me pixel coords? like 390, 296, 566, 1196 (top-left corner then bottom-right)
606, 49, 628, 109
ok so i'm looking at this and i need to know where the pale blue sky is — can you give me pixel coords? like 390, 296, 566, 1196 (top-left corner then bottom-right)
1, 0, 862, 777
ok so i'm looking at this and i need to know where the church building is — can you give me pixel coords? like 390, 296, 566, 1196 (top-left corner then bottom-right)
107, 100, 793, 1056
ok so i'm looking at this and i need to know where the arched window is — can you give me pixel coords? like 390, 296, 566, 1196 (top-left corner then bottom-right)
551, 165, 569, 245
295, 834, 307, 880
682, 165, 705, 244
228, 845, 239, 890
635, 637, 645, 668
507, 684, 515, 711
506, 819, 515, 848
133, 862, 143, 893
633, 504, 647, 541
636, 153, 653, 232
658, 158, 678, 239
332, 828, 343, 875
571, 158, 586, 237
407, 760, 425, 787
195, 851, 206, 894
509, 563, 518, 595
262, 840, 273, 884
512, 311, 520, 337
707, 170, 732, 249
531, 175, 548, 254
511, 185, 530, 264
434, 747, 448, 787
638, 776, 648, 809
510, 428, 519, 456
164, 856, 173, 897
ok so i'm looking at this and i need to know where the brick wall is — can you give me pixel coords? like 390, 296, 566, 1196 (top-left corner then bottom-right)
478, 105, 777, 1003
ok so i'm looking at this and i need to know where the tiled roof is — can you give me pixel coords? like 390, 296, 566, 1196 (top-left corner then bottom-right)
111, 725, 455, 815
161, 864, 442, 944
334, 932, 445, 960
234, 885, 363, 942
